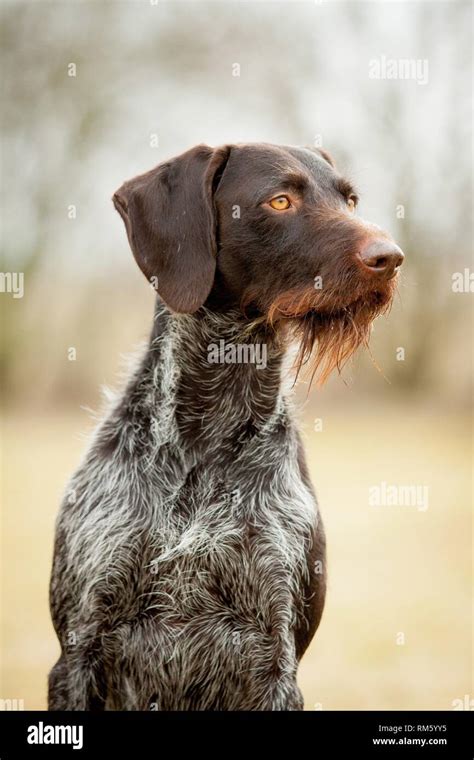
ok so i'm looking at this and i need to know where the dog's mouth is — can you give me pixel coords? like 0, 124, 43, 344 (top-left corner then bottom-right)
307, 288, 392, 318
264, 280, 397, 385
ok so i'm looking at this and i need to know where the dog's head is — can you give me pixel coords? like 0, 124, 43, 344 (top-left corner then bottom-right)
114, 143, 404, 382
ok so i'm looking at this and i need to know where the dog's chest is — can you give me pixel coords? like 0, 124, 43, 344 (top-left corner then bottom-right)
121, 457, 314, 623
70, 432, 316, 635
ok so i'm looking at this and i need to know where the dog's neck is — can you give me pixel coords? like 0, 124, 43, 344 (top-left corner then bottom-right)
141, 300, 293, 450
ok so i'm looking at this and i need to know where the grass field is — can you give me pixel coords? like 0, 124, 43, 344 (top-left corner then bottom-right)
2, 405, 472, 710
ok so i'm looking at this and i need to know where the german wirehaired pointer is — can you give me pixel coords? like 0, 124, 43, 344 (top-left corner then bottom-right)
49, 143, 404, 710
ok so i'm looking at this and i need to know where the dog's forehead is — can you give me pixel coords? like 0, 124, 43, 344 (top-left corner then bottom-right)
222, 143, 335, 190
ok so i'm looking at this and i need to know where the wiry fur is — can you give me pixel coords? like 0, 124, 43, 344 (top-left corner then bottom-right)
265, 282, 396, 385
49, 141, 402, 712
49, 304, 325, 711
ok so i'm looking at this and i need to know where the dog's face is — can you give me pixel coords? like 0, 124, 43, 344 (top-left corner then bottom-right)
114, 143, 404, 381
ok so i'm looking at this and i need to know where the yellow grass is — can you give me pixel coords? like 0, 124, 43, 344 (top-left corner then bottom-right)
1, 406, 472, 710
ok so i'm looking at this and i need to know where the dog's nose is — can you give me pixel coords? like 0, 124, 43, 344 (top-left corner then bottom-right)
358, 239, 404, 278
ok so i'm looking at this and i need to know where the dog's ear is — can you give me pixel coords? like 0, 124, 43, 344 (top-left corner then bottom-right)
317, 148, 335, 167
113, 144, 231, 314
304, 146, 336, 168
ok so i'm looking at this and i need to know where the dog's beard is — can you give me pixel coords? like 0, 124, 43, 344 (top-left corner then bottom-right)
264, 280, 397, 385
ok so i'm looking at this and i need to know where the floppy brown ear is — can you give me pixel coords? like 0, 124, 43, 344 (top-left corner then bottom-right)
113, 144, 231, 314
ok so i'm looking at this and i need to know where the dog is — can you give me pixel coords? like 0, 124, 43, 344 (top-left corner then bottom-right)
48, 143, 404, 711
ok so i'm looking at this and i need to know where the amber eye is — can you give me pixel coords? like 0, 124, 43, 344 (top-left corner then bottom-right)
269, 195, 291, 211
347, 197, 356, 213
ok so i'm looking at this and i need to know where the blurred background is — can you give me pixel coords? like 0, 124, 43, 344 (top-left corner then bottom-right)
1, 0, 472, 710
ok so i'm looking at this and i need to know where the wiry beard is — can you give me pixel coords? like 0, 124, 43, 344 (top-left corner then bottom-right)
262, 280, 397, 385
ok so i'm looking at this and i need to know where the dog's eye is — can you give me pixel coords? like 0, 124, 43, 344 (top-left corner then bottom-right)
269, 195, 291, 211
347, 197, 356, 213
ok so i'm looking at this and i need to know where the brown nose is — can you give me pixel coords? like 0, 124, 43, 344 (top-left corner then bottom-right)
358, 239, 404, 279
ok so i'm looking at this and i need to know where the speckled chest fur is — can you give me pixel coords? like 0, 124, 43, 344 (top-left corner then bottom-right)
49, 305, 326, 711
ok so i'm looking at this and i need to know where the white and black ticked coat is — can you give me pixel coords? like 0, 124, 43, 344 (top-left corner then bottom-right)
49, 303, 326, 711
